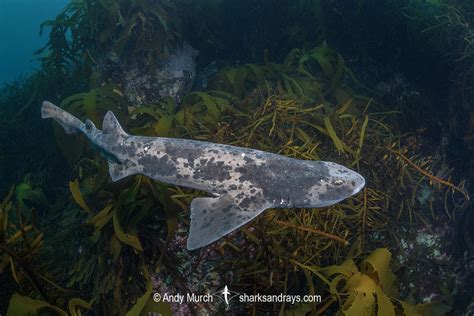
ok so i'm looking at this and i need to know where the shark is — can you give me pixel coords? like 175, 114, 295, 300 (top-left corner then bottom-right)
41, 101, 366, 250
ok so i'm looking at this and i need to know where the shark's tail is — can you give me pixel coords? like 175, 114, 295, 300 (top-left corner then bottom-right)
41, 101, 84, 135
42, 101, 136, 182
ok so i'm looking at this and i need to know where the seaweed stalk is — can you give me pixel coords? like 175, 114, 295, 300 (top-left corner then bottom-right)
275, 220, 349, 245
0, 243, 48, 301
386, 147, 470, 200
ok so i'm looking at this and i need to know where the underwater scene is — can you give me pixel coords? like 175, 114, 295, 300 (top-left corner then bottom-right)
1, 0, 474, 315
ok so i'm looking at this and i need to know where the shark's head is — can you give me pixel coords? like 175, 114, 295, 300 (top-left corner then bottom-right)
308, 162, 365, 208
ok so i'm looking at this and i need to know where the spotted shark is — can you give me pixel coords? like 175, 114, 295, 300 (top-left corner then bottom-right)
41, 101, 366, 250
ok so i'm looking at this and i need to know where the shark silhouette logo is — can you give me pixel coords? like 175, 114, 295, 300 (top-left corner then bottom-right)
222, 286, 230, 308
210, 285, 239, 310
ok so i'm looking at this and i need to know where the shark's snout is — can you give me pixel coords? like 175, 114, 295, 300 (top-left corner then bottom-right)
350, 171, 366, 195
337, 166, 365, 196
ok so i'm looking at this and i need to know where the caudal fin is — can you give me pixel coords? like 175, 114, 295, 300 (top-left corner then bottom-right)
41, 101, 84, 135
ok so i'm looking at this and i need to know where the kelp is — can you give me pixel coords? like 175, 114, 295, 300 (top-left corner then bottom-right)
177, 47, 464, 313
0, 186, 48, 300
199, 95, 408, 312
60, 84, 129, 126
0, 72, 78, 197
130, 91, 236, 137
6, 294, 91, 316
36, 45, 467, 314
0, 186, 92, 314
401, 0, 474, 111
38, 0, 181, 75
209, 46, 355, 103
14, 182, 48, 213
290, 248, 451, 315
64, 174, 176, 312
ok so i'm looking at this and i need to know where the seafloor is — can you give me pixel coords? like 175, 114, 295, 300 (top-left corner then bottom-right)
0, 0, 473, 315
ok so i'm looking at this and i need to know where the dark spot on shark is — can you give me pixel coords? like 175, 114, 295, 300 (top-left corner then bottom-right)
121, 141, 137, 156
243, 156, 254, 163
240, 197, 252, 208
186, 159, 195, 168
164, 140, 205, 166
137, 154, 177, 177
192, 159, 232, 182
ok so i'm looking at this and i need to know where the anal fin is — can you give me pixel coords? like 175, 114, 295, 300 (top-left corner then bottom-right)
108, 160, 136, 182
187, 195, 269, 250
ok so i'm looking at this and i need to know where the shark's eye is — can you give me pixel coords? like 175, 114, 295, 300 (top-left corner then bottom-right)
334, 179, 344, 186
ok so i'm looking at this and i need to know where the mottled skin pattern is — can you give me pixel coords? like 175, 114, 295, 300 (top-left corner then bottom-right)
41, 101, 366, 250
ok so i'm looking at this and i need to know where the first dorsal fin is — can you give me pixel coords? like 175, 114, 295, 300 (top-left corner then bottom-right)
102, 111, 127, 136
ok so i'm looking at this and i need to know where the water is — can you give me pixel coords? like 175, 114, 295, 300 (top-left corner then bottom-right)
0, 0, 68, 84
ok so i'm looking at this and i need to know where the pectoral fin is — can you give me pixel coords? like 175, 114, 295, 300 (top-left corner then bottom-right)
187, 195, 269, 250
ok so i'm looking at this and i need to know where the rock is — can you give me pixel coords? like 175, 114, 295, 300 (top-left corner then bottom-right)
98, 44, 198, 106
156, 44, 198, 103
